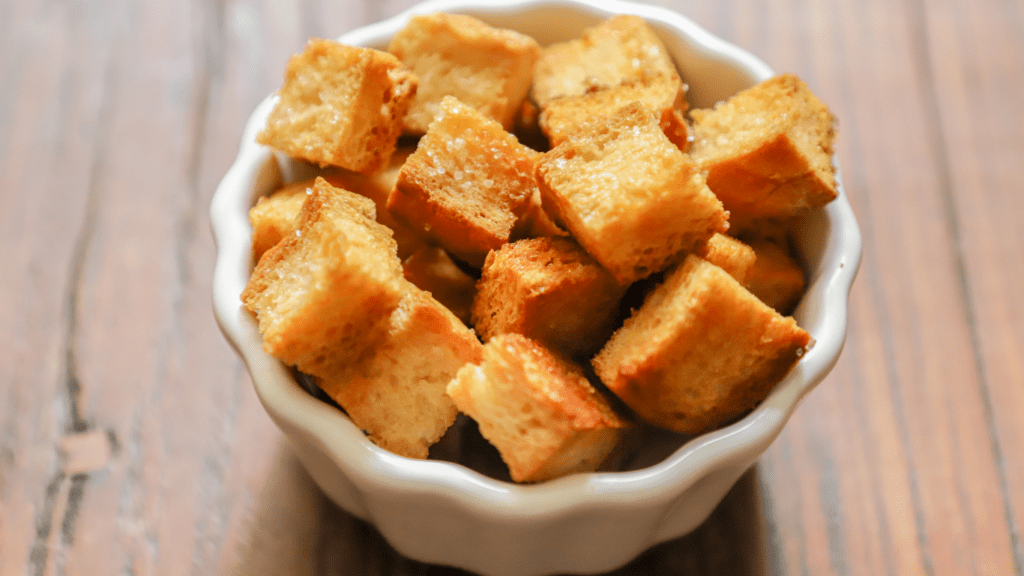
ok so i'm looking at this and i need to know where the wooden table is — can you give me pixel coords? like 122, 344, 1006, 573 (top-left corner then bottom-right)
2, 0, 1022, 574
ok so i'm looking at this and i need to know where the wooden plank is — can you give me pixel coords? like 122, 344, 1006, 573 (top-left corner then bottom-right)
923, 0, 1024, 573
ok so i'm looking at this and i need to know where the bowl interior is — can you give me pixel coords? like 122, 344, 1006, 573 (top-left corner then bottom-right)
212, 0, 860, 516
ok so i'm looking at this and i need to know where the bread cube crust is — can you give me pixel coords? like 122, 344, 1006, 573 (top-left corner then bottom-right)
388, 13, 540, 134
315, 288, 482, 459
447, 334, 627, 483
689, 74, 837, 219
242, 178, 406, 378
536, 103, 727, 285
387, 97, 536, 267
472, 237, 625, 356
592, 255, 811, 434
257, 40, 416, 174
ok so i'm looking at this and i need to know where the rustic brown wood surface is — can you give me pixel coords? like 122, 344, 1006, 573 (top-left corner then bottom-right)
2, 0, 1022, 574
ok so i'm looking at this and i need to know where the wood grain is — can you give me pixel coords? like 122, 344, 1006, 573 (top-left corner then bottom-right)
1, 0, 1022, 574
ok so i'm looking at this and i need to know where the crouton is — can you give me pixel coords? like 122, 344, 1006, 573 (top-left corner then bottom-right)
744, 238, 806, 314
249, 180, 313, 262
536, 102, 727, 285
388, 13, 539, 134
315, 288, 483, 459
592, 255, 811, 435
257, 39, 416, 174
472, 237, 626, 357
447, 334, 628, 482
539, 75, 689, 150
402, 246, 477, 325
698, 232, 756, 284
242, 177, 407, 378
531, 15, 679, 107
689, 74, 837, 220
387, 96, 536, 267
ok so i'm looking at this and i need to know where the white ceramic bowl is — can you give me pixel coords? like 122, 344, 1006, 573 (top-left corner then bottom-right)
211, 0, 862, 574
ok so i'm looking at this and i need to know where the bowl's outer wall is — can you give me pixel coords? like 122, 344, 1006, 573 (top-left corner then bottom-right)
210, 0, 860, 574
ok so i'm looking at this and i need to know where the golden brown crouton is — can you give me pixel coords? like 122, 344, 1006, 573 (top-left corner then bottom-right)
539, 75, 689, 150
536, 102, 727, 285
592, 255, 811, 435
402, 246, 477, 325
387, 96, 536, 267
531, 15, 679, 107
744, 239, 806, 315
249, 180, 312, 262
315, 288, 483, 459
689, 74, 837, 220
388, 13, 539, 134
242, 177, 407, 378
698, 233, 756, 284
257, 39, 416, 174
447, 334, 628, 483
472, 237, 626, 357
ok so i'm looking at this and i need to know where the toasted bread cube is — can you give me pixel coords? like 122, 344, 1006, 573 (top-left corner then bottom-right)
387, 96, 536, 267
447, 334, 628, 483
536, 102, 727, 285
689, 74, 837, 220
388, 13, 540, 134
315, 288, 483, 459
531, 15, 679, 107
698, 233, 756, 284
539, 75, 689, 150
257, 40, 416, 174
249, 180, 313, 262
242, 178, 406, 378
744, 239, 806, 315
322, 147, 428, 259
402, 246, 477, 325
472, 238, 625, 357
592, 255, 811, 435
